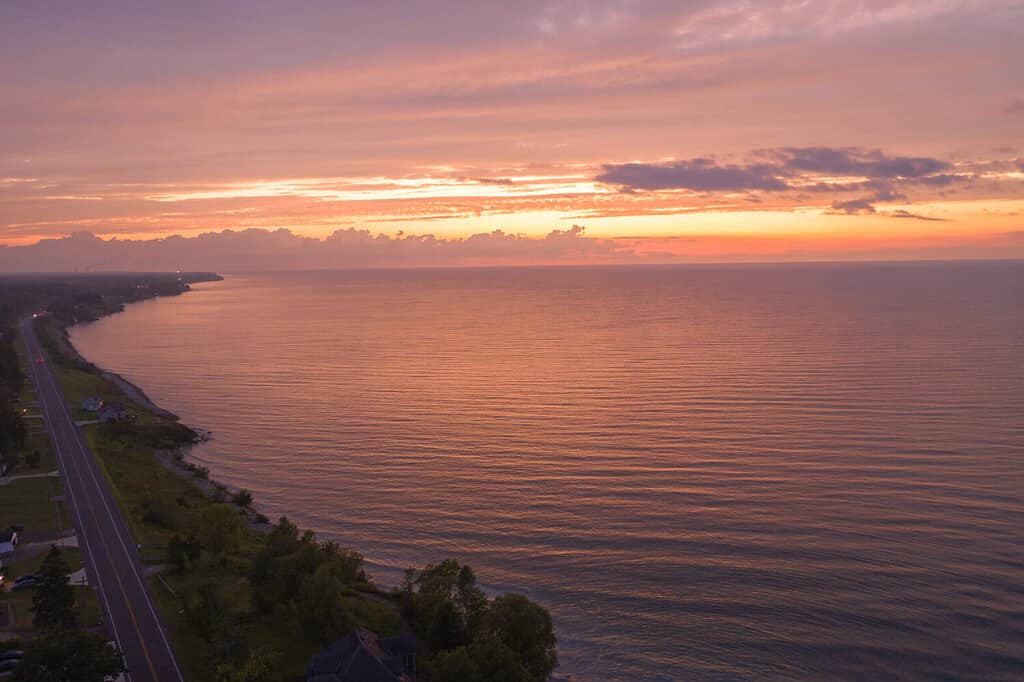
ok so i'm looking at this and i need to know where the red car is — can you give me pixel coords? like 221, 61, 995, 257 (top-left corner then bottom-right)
34, 357, 45, 364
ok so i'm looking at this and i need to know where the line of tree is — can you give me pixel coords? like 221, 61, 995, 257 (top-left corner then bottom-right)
0, 322, 26, 457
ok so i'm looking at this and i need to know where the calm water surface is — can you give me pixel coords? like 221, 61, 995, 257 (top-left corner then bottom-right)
71, 264, 1024, 681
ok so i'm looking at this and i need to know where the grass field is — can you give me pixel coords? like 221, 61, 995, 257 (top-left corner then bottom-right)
0, 477, 69, 537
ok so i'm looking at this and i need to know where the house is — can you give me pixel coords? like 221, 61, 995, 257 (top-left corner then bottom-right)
306, 629, 416, 682
82, 396, 104, 412
98, 403, 128, 423
0, 531, 18, 556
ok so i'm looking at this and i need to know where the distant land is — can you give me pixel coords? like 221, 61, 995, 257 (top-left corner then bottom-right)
3, 228, 1023, 273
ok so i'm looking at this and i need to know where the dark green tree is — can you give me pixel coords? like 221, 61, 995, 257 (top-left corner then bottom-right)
456, 564, 489, 639
483, 594, 558, 682
298, 563, 352, 644
12, 632, 124, 682
166, 532, 202, 572
215, 648, 281, 682
265, 516, 302, 556
184, 580, 230, 644
0, 398, 26, 453
426, 597, 466, 652
470, 636, 531, 682
31, 546, 77, 632
232, 489, 254, 508
431, 646, 481, 682
199, 503, 244, 558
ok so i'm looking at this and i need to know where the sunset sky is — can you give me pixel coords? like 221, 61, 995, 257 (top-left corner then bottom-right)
2, 1, 1023, 266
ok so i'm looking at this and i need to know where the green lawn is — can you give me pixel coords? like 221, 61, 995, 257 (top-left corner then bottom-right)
0, 477, 69, 536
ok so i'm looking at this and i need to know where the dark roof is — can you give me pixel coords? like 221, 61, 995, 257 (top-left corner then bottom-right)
306, 629, 415, 682
0, 531, 15, 543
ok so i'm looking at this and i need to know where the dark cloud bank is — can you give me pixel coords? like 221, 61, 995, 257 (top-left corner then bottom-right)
0, 226, 633, 272
597, 146, 965, 219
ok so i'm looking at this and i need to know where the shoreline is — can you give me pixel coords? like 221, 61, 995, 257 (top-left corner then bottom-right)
61, 279, 273, 531
50, 275, 567, 680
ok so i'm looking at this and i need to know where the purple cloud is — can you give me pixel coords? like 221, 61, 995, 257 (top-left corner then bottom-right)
774, 147, 950, 179
596, 158, 789, 191
830, 197, 877, 215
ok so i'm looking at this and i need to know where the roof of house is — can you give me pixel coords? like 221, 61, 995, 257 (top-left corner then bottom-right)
99, 402, 126, 415
306, 629, 415, 682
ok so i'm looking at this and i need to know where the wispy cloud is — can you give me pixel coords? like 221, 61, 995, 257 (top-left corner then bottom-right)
672, 0, 1007, 51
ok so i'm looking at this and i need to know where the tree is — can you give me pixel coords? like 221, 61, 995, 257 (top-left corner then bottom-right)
199, 503, 244, 557
12, 632, 124, 682
215, 648, 281, 682
232, 489, 254, 508
425, 597, 466, 651
184, 580, 230, 644
31, 546, 77, 632
249, 518, 364, 615
456, 564, 489, 639
167, 532, 202, 573
470, 636, 530, 682
298, 563, 352, 644
431, 646, 480, 682
267, 516, 300, 552
321, 541, 365, 584
0, 398, 26, 454
483, 594, 557, 682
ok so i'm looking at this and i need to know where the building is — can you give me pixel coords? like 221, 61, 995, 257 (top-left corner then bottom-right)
0, 531, 18, 556
98, 403, 128, 423
306, 629, 416, 682
82, 396, 104, 412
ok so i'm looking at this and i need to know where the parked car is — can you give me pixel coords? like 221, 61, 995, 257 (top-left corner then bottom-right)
0, 650, 23, 661
0, 658, 18, 672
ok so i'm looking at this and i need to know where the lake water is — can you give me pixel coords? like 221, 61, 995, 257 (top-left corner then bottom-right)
70, 263, 1024, 681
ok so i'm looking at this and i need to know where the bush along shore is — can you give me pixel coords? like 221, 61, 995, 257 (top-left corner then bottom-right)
1, 273, 559, 682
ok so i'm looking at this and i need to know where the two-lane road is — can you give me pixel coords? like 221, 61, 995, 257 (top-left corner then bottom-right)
22, 319, 183, 682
